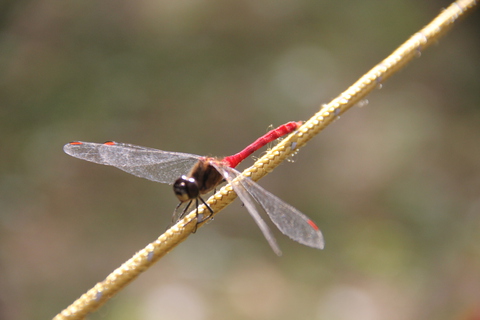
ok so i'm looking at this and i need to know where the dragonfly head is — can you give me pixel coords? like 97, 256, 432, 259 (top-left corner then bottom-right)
173, 175, 199, 202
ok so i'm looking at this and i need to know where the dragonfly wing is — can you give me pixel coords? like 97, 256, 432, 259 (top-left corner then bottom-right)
238, 175, 324, 250
213, 165, 282, 256
214, 165, 324, 250
63, 141, 200, 184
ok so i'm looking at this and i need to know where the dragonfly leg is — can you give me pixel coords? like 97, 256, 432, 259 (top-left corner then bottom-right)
173, 200, 192, 224
197, 196, 214, 223
191, 198, 199, 233
174, 197, 214, 232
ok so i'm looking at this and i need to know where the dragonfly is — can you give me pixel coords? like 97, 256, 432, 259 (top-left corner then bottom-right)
63, 121, 324, 255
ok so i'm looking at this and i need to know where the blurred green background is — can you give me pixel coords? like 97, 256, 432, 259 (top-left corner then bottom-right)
1, 0, 479, 319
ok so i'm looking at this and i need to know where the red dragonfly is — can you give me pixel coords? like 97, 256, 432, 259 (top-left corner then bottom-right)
63, 121, 324, 255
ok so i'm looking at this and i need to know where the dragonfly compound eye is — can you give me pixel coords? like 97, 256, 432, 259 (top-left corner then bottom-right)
173, 175, 199, 202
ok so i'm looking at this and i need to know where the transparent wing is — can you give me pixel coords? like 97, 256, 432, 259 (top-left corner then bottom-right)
238, 175, 324, 249
213, 164, 282, 256
214, 165, 324, 252
63, 141, 201, 184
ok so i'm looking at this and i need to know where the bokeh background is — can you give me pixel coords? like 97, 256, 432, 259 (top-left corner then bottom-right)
1, 0, 479, 319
